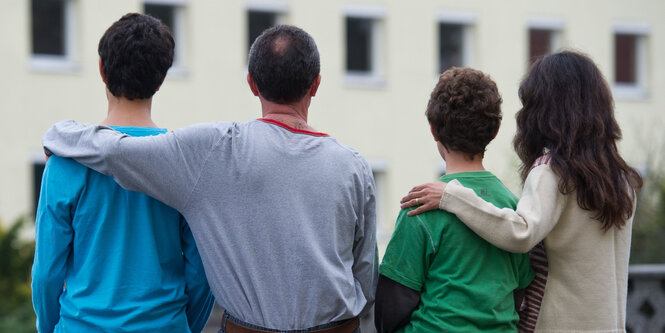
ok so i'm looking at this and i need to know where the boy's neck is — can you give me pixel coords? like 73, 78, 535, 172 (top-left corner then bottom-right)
443, 150, 486, 175
100, 90, 158, 128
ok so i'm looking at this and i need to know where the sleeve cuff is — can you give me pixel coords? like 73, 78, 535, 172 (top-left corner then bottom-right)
439, 179, 462, 210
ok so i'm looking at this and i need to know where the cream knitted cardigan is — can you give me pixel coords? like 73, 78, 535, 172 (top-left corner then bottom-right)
439, 163, 632, 332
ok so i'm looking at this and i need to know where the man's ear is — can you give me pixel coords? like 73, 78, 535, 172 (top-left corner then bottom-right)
99, 58, 108, 84
430, 123, 439, 142
309, 75, 322, 97
247, 73, 260, 96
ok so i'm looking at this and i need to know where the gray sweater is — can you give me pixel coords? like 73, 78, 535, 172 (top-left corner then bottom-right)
42, 119, 378, 330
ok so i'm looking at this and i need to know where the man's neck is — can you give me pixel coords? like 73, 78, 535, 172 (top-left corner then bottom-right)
100, 92, 157, 128
443, 151, 486, 175
259, 96, 317, 132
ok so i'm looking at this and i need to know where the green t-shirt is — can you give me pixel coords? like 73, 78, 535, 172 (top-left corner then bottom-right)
380, 171, 534, 332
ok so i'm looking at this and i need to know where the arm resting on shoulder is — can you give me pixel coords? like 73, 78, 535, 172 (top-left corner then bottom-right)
42, 120, 221, 211
400, 166, 565, 253
440, 166, 565, 252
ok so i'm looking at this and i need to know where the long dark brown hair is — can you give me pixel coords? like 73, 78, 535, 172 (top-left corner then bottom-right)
514, 51, 642, 230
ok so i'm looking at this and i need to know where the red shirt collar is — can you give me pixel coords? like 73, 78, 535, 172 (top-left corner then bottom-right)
257, 118, 329, 137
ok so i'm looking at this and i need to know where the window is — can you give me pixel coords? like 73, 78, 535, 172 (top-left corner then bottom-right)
438, 23, 465, 72
30, 0, 77, 71
437, 11, 476, 74
529, 29, 553, 64
246, 1, 288, 55
144, 0, 187, 74
248, 11, 277, 52
346, 17, 373, 72
344, 5, 386, 86
32, 159, 46, 218
526, 18, 563, 66
613, 23, 649, 99
615, 34, 638, 84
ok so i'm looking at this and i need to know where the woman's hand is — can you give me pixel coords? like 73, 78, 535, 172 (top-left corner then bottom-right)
400, 181, 447, 216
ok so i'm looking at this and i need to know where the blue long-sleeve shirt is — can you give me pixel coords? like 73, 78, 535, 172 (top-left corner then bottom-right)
32, 126, 214, 333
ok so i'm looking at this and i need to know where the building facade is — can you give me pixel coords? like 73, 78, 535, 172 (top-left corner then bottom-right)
1, 0, 664, 250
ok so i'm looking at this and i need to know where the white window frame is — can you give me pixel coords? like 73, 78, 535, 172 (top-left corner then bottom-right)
29, 0, 79, 73
145, 0, 189, 77
436, 11, 476, 76
344, 5, 387, 88
246, 0, 289, 14
526, 17, 564, 62
612, 22, 649, 100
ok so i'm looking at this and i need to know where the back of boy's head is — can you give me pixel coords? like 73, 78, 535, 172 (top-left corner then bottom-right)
98, 13, 174, 100
426, 67, 502, 159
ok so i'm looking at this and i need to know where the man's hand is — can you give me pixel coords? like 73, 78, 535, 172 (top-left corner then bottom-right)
400, 181, 447, 216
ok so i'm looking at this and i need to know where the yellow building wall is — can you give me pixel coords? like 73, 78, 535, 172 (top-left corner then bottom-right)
1, 1, 663, 249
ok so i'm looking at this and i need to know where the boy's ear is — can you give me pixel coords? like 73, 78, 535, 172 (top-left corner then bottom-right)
430, 123, 439, 142
99, 58, 108, 84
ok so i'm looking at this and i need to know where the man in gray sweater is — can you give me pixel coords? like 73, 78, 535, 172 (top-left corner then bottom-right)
42, 25, 377, 333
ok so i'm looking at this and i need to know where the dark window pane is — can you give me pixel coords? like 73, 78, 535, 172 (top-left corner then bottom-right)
615, 34, 637, 84
31, 0, 65, 55
439, 23, 464, 73
529, 29, 551, 65
248, 11, 276, 52
346, 17, 373, 72
145, 4, 175, 32
33, 162, 45, 218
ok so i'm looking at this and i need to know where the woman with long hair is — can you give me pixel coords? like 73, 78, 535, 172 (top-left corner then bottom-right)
400, 51, 642, 331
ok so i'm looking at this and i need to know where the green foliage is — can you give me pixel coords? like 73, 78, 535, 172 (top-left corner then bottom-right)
0, 301, 37, 333
0, 217, 36, 332
631, 168, 665, 264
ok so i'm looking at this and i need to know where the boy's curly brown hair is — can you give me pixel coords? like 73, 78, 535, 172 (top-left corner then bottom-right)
426, 67, 503, 160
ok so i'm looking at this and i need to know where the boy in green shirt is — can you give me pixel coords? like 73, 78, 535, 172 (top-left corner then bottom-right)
375, 67, 534, 332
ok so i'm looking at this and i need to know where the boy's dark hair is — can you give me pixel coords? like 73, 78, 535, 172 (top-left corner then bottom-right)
98, 13, 174, 100
426, 67, 503, 159
248, 25, 320, 104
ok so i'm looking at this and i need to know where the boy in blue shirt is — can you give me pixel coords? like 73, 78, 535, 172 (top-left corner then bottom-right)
31, 13, 214, 332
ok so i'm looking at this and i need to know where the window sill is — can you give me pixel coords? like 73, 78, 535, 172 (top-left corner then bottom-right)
613, 84, 649, 101
29, 56, 80, 74
344, 72, 386, 89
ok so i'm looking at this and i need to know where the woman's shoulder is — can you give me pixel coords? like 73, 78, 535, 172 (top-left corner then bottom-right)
530, 153, 552, 171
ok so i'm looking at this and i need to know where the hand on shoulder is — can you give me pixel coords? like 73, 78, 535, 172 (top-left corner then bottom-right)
400, 181, 447, 216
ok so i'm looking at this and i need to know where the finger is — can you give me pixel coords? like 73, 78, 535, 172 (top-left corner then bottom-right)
400, 198, 417, 209
407, 202, 437, 216
401, 188, 426, 204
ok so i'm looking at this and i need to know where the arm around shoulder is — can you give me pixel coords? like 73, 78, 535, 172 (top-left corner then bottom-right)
440, 165, 565, 252
42, 120, 224, 211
